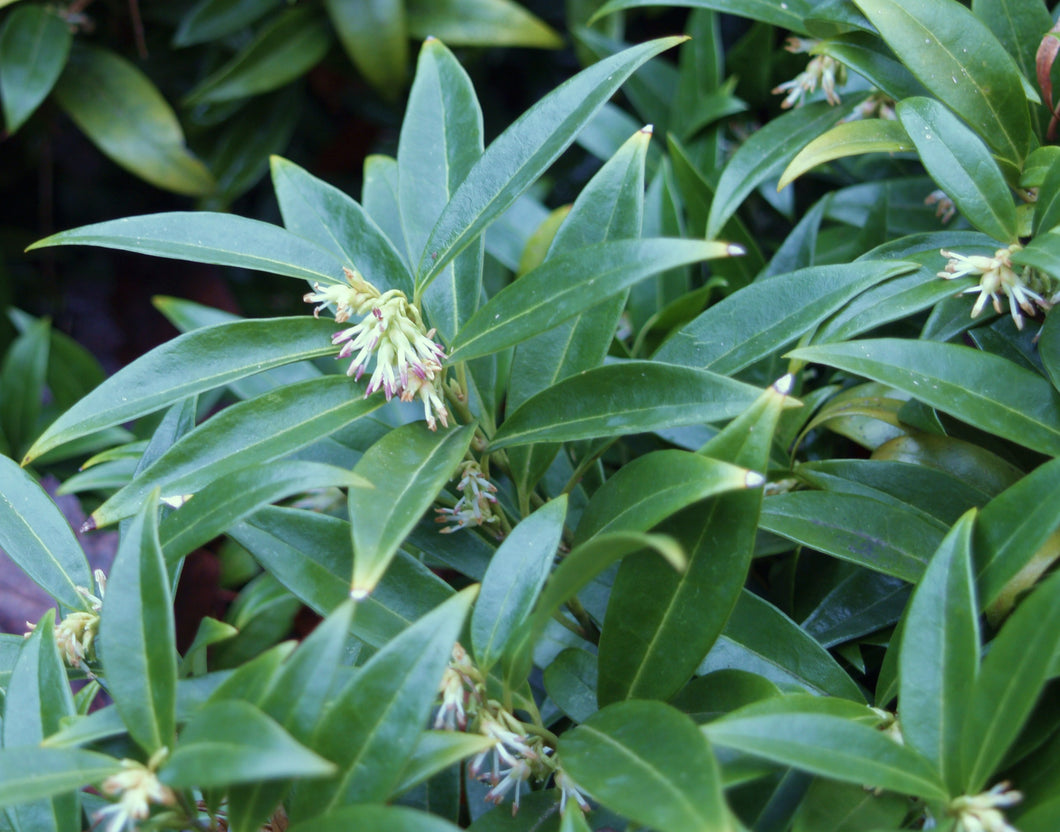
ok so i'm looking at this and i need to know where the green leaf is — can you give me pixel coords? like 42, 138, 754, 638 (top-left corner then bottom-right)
291, 588, 474, 816
575, 450, 761, 544
162, 700, 335, 788
173, 0, 283, 45
184, 6, 331, 105
350, 423, 475, 597
289, 804, 463, 832
28, 212, 346, 284
792, 778, 909, 832
896, 97, 1019, 243
0, 455, 92, 611
449, 238, 738, 363
1011, 229, 1060, 284
975, 456, 1060, 608
560, 701, 731, 832
271, 156, 414, 296
787, 339, 1060, 457
701, 590, 866, 702
415, 36, 686, 286
99, 491, 178, 754
158, 460, 369, 562
778, 119, 915, 191
0, 748, 121, 809
817, 31, 931, 101
489, 361, 762, 450
22, 317, 340, 464
655, 262, 915, 375
853, 0, 1034, 166
759, 491, 943, 582
1033, 150, 1060, 235
89, 376, 382, 528
399, 37, 484, 343
406, 0, 562, 48
0, 316, 49, 461
363, 154, 409, 265
705, 706, 948, 800
394, 731, 494, 796
471, 496, 567, 671
229, 507, 454, 649
0, 6, 70, 133
326, 0, 407, 98
52, 46, 214, 196
590, 0, 809, 32
708, 101, 859, 239
543, 649, 598, 724
899, 509, 979, 794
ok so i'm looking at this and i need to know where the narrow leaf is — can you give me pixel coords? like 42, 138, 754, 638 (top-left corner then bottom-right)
779, 119, 915, 190
590, 0, 809, 32
326, 0, 407, 98
0, 6, 71, 133
0, 748, 122, 809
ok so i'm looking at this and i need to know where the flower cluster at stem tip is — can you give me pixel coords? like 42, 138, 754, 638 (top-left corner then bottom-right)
434, 643, 590, 817
948, 782, 1022, 832
435, 460, 500, 534
305, 267, 450, 430
25, 569, 106, 668
772, 37, 848, 109
938, 245, 1055, 330
93, 749, 176, 832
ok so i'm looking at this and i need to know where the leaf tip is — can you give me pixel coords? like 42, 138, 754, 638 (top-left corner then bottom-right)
640, 124, 654, 135
772, 373, 795, 396
349, 585, 372, 601
80, 517, 97, 534
726, 243, 746, 257
745, 470, 766, 489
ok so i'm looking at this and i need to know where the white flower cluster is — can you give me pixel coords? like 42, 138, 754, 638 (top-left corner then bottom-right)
772, 37, 847, 109
435, 460, 499, 534
938, 246, 1053, 330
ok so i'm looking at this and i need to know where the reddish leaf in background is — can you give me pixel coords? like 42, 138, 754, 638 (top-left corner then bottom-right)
1037, 23, 1060, 140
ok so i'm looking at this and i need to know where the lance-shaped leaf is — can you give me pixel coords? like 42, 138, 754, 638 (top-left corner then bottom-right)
0, 5, 70, 133
854, 0, 1033, 166
52, 46, 214, 196
271, 156, 414, 296
899, 509, 979, 794
290, 588, 474, 817
575, 450, 762, 545
654, 261, 915, 375
415, 35, 686, 286
779, 119, 915, 190
897, 97, 1019, 243
0, 455, 92, 611
960, 569, 1060, 793
788, 339, 1060, 457
590, 0, 809, 32
489, 361, 762, 450
89, 376, 382, 528
158, 460, 370, 563
705, 704, 949, 801
289, 804, 464, 832
559, 701, 731, 832
28, 213, 345, 285
349, 423, 475, 598
393, 731, 494, 797
471, 496, 566, 671
99, 491, 178, 754
449, 238, 738, 363
406, 0, 562, 47
398, 37, 483, 343
1, 314, 49, 458
708, 100, 860, 239
23, 316, 340, 463
759, 491, 943, 582
597, 377, 790, 704
326, 0, 407, 98
0, 748, 122, 809
161, 700, 335, 789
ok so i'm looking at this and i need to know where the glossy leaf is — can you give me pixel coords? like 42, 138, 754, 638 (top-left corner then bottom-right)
0, 5, 71, 133
406, 0, 562, 47
28, 213, 346, 285
449, 238, 738, 363
544, 649, 598, 724
350, 423, 475, 598
415, 36, 686, 286
853, 0, 1033, 166
960, 569, 1060, 792
654, 262, 914, 376
575, 450, 761, 544
779, 119, 914, 190
489, 361, 762, 450
788, 339, 1060, 457
52, 46, 214, 196
90, 376, 382, 528
705, 708, 948, 801
0, 455, 92, 611
0, 311, 49, 457
471, 496, 566, 670
291, 588, 474, 816
173, 0, 283, 45
99, 491, 178, 754
184, 6, 330, 104
289, 804, 464, 832
709, 101, 859, 238
559, 701, 731, 832
0, 748, 121, 808
897, 97, 1019, 243
394, 731, 495, 797
590, 0, 809, 32
162, 700, 335, 788
271, 156, 414, 296
158, 460, 369, 562
899, 510, 979, 794
759, 491, 943, 582
326, 0, 406, 98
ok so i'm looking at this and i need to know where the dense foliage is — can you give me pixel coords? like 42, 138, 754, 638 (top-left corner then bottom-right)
2, 1, 1060, 831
